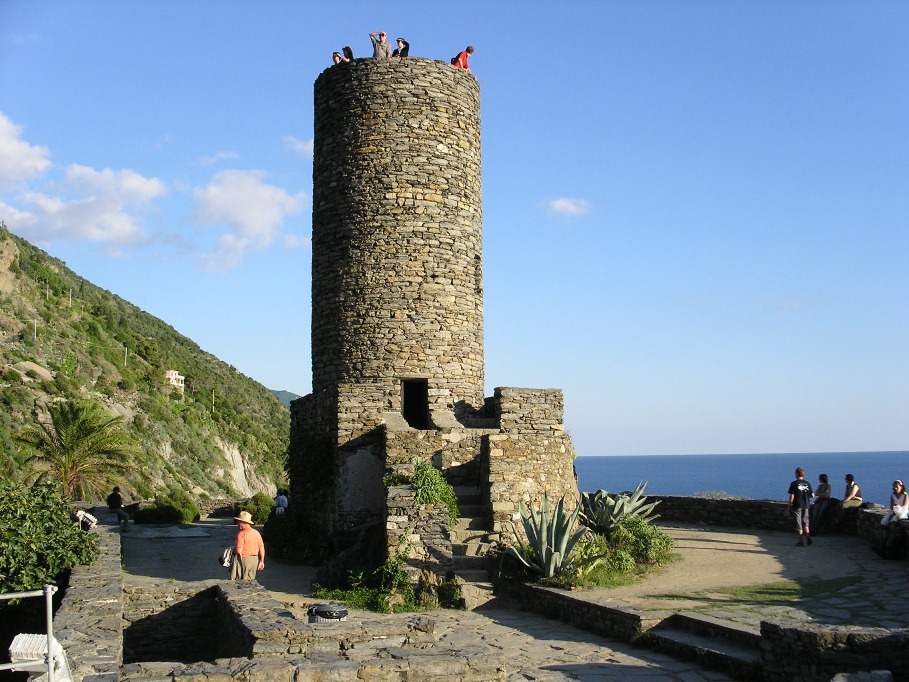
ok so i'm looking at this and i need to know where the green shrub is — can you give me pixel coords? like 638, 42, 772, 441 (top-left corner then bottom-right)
134, 487, 199, 524
0, 479, 100, 592
412, 459, 458, 526
243, 492, 274, 525
606, 548, 637, 573
610, 515, 674, 565
133, 504, 183, 524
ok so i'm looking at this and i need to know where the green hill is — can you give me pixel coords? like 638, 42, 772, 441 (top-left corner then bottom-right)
0, 224, 288, 501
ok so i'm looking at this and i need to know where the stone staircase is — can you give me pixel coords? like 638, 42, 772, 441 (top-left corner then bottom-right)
449, 485, 496, 609
645, 612, 762, 680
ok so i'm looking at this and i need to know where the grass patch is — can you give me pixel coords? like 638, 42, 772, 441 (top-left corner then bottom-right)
655, 575, 864, 607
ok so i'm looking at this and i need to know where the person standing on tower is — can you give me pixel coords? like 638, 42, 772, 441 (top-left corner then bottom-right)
369, 31, 392, 58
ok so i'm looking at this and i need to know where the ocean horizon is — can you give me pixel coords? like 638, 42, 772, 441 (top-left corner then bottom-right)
573, 451, 908, 506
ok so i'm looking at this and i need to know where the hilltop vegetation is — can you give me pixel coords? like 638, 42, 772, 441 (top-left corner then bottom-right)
0, 224, 288, 500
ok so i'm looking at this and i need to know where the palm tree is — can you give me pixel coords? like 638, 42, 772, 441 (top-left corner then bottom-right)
16, 400, 139, 499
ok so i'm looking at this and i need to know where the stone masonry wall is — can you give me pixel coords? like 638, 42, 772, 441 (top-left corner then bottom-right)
488, 433, 578, 536
386, 485, 453, 578
311, 58, 484, 417
493, 387, 566, 435
385, 428, 488, 486
761, 620, 909, 682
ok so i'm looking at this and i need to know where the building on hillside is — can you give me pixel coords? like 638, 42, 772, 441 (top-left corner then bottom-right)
164, 369, 185, 394
289, 58, 577, 585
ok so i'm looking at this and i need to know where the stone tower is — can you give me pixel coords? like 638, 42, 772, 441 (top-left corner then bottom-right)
290, 59, 577, 569
310, 57, 485, 423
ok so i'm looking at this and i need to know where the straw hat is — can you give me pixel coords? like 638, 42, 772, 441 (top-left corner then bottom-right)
234, 511, 253, 524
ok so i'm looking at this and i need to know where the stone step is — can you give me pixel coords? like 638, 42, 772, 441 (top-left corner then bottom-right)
668, 612, 761, 650
452, 568, 490, 584
452, 542, 491, 557
454, 516, 487, 532
457, 503, 484, 518
450, 527, 492, 544
645, 614, 762, 680
452, 553, 486, 571
452, 486, 483, 506
458, 581, 495, 610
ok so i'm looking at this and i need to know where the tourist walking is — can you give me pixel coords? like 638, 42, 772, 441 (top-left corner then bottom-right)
231, 511, 265, 580
107, 486, 130, 532
787, 467, 814, 546
369, 31, 392, 58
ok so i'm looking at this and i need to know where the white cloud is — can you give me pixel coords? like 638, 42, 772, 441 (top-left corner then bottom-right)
0, 113, 52, 190
197, 150, 240, 166
283, 233, 311, 249
8, 164, 165, 250
193, 169, 307, 272
546, 197, 592, 219
284, 136, 314, 158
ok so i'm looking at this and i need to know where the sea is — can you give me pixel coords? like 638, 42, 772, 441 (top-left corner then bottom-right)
574, 451, 908, 506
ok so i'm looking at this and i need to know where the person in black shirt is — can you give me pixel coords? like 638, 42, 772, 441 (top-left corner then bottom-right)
788, 467, 814, 546
107, 486, 130, 532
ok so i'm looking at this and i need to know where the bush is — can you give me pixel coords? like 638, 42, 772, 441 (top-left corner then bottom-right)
134, 487, 199, 524
243, 492, 274, 525
610, 515, 674, 565
0, 479, 100, 592
412, 459, 458, 526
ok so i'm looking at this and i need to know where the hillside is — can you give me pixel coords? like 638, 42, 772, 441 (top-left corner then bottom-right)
0, 224, 289, 500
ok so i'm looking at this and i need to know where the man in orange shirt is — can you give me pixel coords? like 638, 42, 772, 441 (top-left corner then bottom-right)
231, 511, 265, 580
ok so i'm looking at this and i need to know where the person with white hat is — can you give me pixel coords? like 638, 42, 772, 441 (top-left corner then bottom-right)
231, 510, 265, 580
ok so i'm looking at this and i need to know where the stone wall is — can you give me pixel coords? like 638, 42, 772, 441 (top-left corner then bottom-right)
492, 387, 566, 435
384, 428, 488, 486
310, 58, 485, 416
53, 510, 504, 681
761, 620, 909, 682
487, 435, 578, 535
650, 495, 793, 531
53, 509, 123, 681
386, 485, 453, 577
651, 495, 892, 539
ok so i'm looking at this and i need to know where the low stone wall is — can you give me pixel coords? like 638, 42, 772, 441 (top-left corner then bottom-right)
54, 508, 503, 681
761, 621, 909, 682
386, 484, 453, 577
196, 498, 241, 519
512, 584, 666, 643
650, 495, 792, 531
53, 509, 123, 682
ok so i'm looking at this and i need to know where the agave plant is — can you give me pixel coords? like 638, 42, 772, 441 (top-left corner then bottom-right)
507, 493, 606, 578
579, 482, 661, 537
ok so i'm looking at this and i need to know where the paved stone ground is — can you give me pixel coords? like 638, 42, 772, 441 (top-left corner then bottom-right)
120, 518, 901, 681
590, 523, 906, 631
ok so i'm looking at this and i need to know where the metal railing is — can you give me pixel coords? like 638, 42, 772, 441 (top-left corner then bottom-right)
0, 584, 60, 682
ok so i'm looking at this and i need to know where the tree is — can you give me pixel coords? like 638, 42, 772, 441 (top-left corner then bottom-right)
16, 400, 139, 500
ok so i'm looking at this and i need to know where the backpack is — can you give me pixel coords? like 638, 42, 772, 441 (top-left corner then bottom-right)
219, 547, 235, 568
451, 55, 459, 65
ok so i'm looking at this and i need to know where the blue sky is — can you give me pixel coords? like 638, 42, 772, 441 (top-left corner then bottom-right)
1, 1, 907, 457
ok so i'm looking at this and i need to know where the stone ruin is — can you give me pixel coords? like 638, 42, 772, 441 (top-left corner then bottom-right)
289, 57, 578, 587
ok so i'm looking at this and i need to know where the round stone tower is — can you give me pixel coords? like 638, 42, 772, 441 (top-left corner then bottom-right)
311, 58, 484, 422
